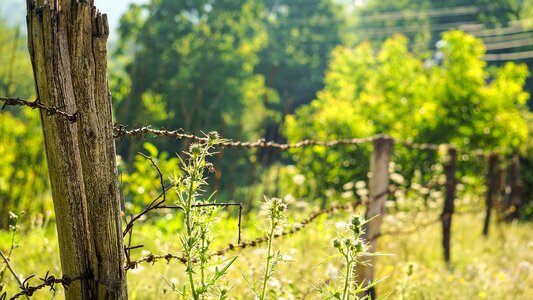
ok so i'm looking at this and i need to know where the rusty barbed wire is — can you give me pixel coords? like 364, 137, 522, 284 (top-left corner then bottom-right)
122, 152, 244, 269
369, 208, 483, 241
0, 96, 495, 154
113, 125, 382, 149
0, 96, 77, 122
7, 272, 88, 300
396, 140, 442, 151
127, 201, 360, 269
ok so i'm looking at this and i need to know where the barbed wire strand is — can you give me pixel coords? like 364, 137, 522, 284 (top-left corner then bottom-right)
8, 272, 88, 300
113, 125, 381, 149
369, 208, 483, 241
0, 251, 30, 300
126, 201, 360, 269
0, 96, 77, 122
0, 95, 494, 155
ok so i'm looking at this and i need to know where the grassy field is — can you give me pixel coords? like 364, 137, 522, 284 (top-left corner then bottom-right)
0, 206, 532, 299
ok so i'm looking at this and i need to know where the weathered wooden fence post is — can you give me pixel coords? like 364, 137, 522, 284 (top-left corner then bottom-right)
504, 153, 522, 221
441, 146, 456, 264
357, 135, 393, 298
26, 1, 127, 299
483, 153, 501, 236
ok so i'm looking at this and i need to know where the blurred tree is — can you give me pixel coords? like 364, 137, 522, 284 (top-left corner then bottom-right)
112, 0, 278, 199
114, 0, 273, 151
285, 31, 529, 199
0, 18, 50, 229
255, 0, 342, 144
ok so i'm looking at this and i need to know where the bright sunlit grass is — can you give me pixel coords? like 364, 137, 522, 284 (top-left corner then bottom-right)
1, 209, 532, 299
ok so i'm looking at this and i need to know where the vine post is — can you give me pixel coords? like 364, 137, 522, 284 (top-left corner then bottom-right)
483, 153, 501, 236
504, 153, 522, 221
356, 135, 393, 299
442, 146, 456, 264
26, 0, 127, 299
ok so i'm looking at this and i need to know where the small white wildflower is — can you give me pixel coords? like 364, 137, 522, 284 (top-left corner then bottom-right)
341, 191, 354, 199
326, 263, 339, 280
343, 182, 354, 190
284, 193, 296, 203
269, 278, 282, 289
430, 191, 442, 199
356, 189, 368, 197
285, 165, 297, 174
411, 183, 422, 191
355, 180, 366, 189
292, 174, 305, 186
390, 173, 405, 185
136, 186, 145, 194
334, 222, 348, 230
519, 261, 531, 273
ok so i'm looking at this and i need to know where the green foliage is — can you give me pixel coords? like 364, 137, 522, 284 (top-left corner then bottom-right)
256, 0, 342, 126
285, 31, 530, 198
312, 215, 383, 300
114, 0, 273, 144
0, 19, 34, 98
119, 142, 180, 213
0, 110, 50, 229
243, 196, 288, 300
112, 0, 281, 199
0, 18, 50, 229
166, 132, 237, 299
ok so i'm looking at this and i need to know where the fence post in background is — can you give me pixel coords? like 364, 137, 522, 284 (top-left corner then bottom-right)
441, 146, 456, 264
26, 1, 127, 299
357, 135, 393, 298
504, 153, 522, 221
483, 153, 499, 236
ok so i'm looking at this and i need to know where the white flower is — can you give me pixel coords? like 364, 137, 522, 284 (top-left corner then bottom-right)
326, 263, 339, 280
343, 182, 354, 190
292, 174, 305, 186
136, 186, 145, 194
355, 180, 366, 189
342, 191, 354, 199
390, 173, 405, 185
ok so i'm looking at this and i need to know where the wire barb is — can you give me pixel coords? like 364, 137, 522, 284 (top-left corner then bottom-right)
7, 272, 88, 300
0, 96, 77, 123
127, 202, 360, 268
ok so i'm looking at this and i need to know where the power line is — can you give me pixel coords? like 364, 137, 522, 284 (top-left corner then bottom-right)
358, 6, 478, 23
484, 50, 533, 61
465, 18, 533, 37
485, 37, 533, 51
354, 21, 478, 37
481, 30, 533, 44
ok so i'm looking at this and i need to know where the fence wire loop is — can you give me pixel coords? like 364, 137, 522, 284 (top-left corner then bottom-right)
8, 272, 88, 300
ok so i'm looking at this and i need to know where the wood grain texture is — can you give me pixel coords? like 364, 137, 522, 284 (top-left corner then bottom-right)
356, 136, 393, 298
26, 0, 127, 298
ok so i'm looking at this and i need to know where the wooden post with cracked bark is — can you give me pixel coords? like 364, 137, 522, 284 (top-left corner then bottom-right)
26, 0, 127, 298
357, 135, 393, 299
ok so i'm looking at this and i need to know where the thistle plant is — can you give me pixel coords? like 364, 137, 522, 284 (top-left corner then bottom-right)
244, 196, 288, 300
166, 132, 237, 299
0, 211, 21, 293
318, 215, 377, 300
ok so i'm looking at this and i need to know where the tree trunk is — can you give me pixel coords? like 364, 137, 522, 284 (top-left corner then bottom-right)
26, 1, 127, 299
